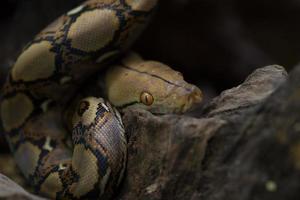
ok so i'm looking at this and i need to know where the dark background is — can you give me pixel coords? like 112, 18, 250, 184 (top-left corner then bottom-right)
1, 0, 300, 148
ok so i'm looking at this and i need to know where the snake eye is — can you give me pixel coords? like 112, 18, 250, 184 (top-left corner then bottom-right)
77, 101, 90, 116
140, 91, 154, 106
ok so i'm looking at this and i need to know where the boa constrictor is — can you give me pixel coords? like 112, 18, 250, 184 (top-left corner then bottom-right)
0, 0, 202, 199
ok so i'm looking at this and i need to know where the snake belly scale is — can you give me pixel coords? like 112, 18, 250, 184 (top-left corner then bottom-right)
0, 0, 159, 199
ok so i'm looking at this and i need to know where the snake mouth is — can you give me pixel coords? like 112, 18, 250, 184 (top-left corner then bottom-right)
181, 87, 203, 113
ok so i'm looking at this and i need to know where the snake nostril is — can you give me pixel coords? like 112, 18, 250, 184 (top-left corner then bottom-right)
180, 89, 203, 113
188, 89, 203, 104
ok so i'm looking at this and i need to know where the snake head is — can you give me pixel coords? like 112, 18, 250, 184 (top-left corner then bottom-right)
105, 53, 203, 114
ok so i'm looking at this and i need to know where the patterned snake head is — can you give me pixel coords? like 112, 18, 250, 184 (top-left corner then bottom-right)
105, 53, 203, 114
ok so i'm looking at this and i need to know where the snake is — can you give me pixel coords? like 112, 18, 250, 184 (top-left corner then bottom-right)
0, 0, 203, 199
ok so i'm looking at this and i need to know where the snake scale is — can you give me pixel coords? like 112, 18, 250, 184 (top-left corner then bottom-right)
0, 0, 202, 199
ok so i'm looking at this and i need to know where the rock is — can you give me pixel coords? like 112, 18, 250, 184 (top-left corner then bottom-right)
203, 65, 288, 119
198, 64, 300, 200
0, 174, 46, 200
118, 109, 225, 199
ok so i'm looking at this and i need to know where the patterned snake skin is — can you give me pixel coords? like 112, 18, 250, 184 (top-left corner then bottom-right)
0, 0, 203, 199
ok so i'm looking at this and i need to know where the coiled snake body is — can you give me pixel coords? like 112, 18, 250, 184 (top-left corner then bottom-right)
0, 0, 202, 199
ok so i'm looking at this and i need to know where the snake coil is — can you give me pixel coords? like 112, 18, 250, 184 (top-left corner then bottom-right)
1, 0, 203, 199
1, 1, 158, 199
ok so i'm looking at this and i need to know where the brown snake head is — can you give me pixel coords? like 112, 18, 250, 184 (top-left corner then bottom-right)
105, 53, 203, 114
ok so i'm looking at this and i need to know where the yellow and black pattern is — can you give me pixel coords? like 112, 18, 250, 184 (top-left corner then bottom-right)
0, 0, 158, 199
